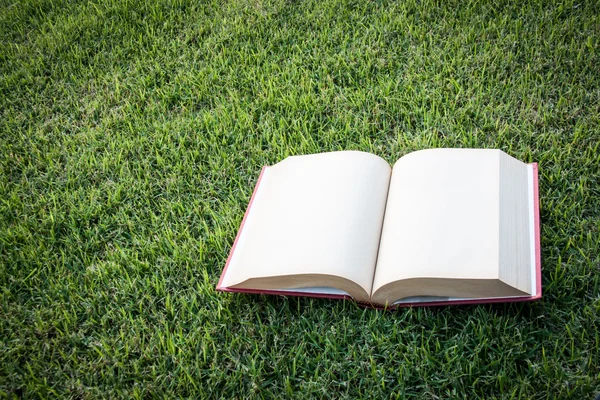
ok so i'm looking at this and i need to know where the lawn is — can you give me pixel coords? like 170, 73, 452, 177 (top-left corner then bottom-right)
1, 0, 599, 398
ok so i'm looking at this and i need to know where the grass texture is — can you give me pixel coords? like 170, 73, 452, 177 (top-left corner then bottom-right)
1, 0, 599, 398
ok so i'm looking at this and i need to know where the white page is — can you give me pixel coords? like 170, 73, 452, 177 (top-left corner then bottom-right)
372, 149, 501, 293
392, 164, 538, 305
221, 151, 391, 296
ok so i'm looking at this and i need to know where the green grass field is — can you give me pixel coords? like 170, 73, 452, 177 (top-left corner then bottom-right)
1, 0, 599, 397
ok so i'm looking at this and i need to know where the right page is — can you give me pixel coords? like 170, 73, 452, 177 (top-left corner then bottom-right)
371, 149, 533, 305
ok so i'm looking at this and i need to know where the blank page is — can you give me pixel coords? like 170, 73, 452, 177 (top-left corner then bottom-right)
221, 151, 391, 296
372, 149, 501, 293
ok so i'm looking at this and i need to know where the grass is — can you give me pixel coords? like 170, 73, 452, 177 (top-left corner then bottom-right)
1, 0, 599, 397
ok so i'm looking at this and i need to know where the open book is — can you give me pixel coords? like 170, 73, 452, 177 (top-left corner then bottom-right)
217, 149, 541, 308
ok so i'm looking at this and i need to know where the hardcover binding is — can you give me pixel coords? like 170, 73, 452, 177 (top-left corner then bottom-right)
216, 163, 542, 308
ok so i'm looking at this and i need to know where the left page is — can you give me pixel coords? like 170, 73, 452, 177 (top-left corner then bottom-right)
219, 151, 391, 303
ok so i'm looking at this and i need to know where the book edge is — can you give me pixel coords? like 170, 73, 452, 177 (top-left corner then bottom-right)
533, 162, 542, 299
216, 166, 268, 291
218, 286, 350, 301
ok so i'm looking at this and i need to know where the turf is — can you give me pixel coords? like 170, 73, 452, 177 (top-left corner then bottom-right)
1, 0, 599, 398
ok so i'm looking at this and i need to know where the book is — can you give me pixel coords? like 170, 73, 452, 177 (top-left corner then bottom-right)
217, 149, 541, 308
